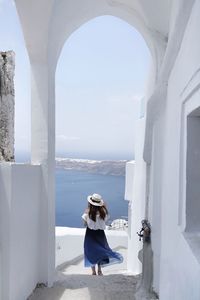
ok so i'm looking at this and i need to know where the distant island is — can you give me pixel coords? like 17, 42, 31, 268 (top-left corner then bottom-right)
56, 158, 127, 176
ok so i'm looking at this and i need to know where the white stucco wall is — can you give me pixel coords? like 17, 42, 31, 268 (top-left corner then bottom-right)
14, 0, 161, 291
125, 161, 135, 201
0, 163, 12, 300
150, 1, 200, 298
0, 163, 41, 300
148, 110, 166, 293
9, 1, 200, 299
127, 117, 146, 275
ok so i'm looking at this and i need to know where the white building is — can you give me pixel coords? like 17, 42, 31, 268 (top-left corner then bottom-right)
0, 0, 200, 299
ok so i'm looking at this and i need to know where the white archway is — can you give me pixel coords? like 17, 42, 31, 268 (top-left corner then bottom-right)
55, 14, 152, 156
54, 12, 152, 278
54, 14, 152, 272
14, 0, 169, 286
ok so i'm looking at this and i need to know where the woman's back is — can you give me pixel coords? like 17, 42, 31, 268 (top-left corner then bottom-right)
83, 193, 123, 272
82, 210, 109, 230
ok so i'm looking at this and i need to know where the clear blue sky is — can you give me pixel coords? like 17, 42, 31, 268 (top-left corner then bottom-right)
0, 0, 151, 160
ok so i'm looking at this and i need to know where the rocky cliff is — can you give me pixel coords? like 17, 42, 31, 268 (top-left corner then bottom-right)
56, 158, 127, 176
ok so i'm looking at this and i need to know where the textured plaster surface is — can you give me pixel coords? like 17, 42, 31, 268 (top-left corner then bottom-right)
0, 51, 15, 161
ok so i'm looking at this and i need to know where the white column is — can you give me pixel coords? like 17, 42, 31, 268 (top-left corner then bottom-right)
31, 61, 55, 286
127, 118, 146, 274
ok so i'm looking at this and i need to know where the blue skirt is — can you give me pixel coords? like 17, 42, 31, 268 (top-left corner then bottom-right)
84, 227, 123, 267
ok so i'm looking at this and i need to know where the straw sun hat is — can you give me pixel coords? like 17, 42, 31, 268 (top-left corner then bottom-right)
87, 193, 104, 207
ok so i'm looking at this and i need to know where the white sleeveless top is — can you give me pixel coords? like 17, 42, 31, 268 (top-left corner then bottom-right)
82, 212, 109, 230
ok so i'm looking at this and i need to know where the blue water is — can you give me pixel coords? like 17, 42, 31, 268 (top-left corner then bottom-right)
56, 169, 128, 228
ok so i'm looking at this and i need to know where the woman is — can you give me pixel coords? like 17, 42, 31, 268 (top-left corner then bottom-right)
82, 193, 123, 275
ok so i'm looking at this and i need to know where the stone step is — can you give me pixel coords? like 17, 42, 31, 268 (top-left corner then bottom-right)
28, 273, 139, 300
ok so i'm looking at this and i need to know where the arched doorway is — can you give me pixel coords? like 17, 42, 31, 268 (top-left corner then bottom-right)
13, 0, 160, 287
55, 14, 152, 274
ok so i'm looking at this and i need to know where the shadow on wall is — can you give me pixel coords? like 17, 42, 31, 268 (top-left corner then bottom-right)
0, 165, 11, 300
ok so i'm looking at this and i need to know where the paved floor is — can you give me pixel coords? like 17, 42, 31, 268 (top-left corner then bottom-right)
58, 247, 128, 276
28, 248, 139, 300
28, 248, 157, 300
28, 273, 139, 300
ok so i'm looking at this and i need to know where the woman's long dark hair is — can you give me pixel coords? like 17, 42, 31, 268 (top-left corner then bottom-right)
88, 203, 108, 222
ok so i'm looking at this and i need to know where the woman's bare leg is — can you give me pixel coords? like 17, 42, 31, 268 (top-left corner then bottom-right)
97, 264, 103, 276
91, 266, 96, 275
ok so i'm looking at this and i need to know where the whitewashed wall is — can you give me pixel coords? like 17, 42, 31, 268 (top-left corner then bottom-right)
0, 163, 41, 300
125, 161, 135, 202
127, 117, 146, 275
150, 1, 200, 299
0, 163, 12, 300
148, 110, 166, 292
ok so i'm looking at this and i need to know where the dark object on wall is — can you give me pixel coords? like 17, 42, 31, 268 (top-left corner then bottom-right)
137, 219, 151, 243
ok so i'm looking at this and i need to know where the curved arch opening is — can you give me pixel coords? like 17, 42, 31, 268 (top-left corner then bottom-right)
56, 15, 151, 160
55, 15, 152, 270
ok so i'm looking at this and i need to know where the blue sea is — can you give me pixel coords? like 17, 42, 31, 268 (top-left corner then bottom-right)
14, 152, 128, 228
56, 168, 128, 228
